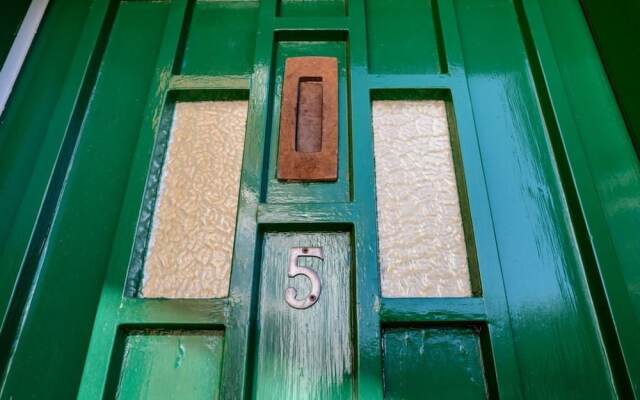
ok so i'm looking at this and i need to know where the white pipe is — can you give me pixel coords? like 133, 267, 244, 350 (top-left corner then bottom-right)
0, 0, 50, 116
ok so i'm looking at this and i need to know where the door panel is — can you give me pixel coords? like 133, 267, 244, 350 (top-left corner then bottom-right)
0, 0, 93, 389
115, 330, 224, 399
455, 0, 616, 396
1, 2, 171, 398
180, 0, 258, 76
0, 0, 638, 398
253, 232, 352, 399
277, 0, 346, 18
366, 0, 442, 75
382, 328, 489, 399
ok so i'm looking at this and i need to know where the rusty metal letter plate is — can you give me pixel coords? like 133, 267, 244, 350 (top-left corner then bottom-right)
277, 56, 338, 181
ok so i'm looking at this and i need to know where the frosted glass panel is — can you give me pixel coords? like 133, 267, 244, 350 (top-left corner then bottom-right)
142, 101, 247, 298
373, 100, 471, 297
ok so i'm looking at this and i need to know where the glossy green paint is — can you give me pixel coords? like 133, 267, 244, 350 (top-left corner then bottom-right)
114, 331, 224, 399
0, 0, 638, 398
522, 0, 640, 394
180, 0, 258, 76
0, 0, 92, 352
277, 0, 346, 18
1, 1, 171, 397
366, 0, 443, 74
253, 232, 352, 399
382, 328, 489, 399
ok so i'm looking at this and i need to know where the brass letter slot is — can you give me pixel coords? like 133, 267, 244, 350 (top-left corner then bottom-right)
277, 57, 338, 181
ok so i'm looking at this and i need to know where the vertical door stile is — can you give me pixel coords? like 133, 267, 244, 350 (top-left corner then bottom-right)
2, 0, 632, 398
436, 0, 523, 397
219, 0, 277, 398
0, 0, 114, 391
77, 1, 189, 397
348, 0, 385, 398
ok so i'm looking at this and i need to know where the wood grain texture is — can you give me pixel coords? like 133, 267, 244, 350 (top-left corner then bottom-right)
253, 232, 352, 399
383, 328, 487, 399
117, 331, 223, 399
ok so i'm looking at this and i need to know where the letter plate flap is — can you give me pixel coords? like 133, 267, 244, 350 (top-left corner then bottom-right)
277, 56, 338, 181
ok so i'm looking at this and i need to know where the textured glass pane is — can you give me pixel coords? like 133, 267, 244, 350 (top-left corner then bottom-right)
142, 101, 247, 298
373, 100, 471, 297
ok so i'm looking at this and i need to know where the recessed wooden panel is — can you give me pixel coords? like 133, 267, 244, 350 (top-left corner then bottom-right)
366, 0, 442, 74
277, 0, 346, 17
0, 2, 171, 397
253, 232, 353, 399
180, 1, 258, 75
277, 56, 338, 182
117, 331, 223, 400
383, 328, 488, 399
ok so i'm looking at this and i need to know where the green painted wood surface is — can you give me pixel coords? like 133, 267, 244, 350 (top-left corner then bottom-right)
366, 0, 443, 74
524, 0, 640, 394
116, 331, 223, 400
77, 1, 199, 397
455, 0, 621, 396
253, 232, 352, 399
383, 328, 487, 399
180, 0, 258, 76
0, 2, 170, 398
0, 0, 637, 398
277, 0, 346, 18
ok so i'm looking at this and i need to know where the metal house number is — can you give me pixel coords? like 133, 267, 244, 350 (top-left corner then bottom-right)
285, 247, 322, 310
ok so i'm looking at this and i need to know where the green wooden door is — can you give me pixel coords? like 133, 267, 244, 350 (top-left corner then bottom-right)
1, 0, 640, 399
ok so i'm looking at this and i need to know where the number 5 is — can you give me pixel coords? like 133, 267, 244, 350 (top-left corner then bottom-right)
285, 247, 322, 309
